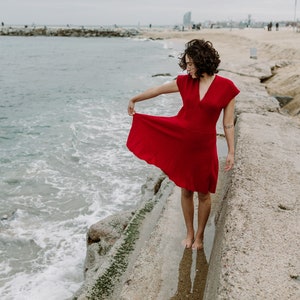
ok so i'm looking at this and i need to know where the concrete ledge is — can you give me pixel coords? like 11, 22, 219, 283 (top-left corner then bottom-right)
204, 111, 300, 299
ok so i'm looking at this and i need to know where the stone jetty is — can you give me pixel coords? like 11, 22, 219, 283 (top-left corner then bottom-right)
0, 26, 139, 37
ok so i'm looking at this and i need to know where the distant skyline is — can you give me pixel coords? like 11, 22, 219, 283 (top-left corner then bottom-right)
0, 0, 298, 26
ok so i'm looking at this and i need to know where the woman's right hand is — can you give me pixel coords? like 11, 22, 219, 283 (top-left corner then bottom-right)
128, 99, 136, 116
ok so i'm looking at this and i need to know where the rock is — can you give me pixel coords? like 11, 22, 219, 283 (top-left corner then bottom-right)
87, 212, 133, 245
273, 95, 294, 107
84, 211, 133, 274
151, 73, 172, 77
0, 210, 17, 221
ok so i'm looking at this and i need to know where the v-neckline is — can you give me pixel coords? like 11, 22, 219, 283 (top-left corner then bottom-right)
198, 75, 217, 102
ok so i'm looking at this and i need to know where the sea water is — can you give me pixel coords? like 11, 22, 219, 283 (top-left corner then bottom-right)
0, 36, 183, 299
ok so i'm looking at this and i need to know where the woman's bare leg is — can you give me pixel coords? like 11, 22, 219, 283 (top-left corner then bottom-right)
181, 188, 194, 248
193, 192, 211, 250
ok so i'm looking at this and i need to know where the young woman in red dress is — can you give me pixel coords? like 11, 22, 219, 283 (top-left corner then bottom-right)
127, 39, 240, 250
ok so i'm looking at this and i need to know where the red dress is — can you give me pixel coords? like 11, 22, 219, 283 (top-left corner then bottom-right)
127, 74, 240, 193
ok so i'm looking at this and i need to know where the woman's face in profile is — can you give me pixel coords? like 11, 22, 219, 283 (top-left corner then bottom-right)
185, 55, 197, 78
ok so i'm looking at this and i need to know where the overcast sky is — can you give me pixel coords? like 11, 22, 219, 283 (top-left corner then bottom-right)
0, 0, 298, 26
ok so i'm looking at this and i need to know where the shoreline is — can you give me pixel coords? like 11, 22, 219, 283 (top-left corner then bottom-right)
75, 28, 300, 299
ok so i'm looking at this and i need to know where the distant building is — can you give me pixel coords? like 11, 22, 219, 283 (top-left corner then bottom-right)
183, 11, 192, 28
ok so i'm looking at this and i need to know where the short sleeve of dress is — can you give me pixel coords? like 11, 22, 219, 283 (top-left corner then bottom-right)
221, 78, 240, 107
176, 74, 187, 93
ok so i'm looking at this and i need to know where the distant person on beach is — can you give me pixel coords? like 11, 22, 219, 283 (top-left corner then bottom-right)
268, 22, 273, 31
127, 39, 240, 250
276, 22, 279, 31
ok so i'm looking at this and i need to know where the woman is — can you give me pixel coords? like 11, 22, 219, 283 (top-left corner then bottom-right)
127, 39, 240, 250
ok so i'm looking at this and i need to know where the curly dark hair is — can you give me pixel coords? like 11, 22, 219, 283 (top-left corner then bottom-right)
179, 39, 221, 77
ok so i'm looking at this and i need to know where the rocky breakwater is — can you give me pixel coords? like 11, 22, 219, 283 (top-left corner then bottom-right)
73, 171, 175, 300
0, 26, 139, 37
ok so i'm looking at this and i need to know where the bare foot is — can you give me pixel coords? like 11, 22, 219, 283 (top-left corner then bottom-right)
192, 238, 203, 250
181, 234, 194, 248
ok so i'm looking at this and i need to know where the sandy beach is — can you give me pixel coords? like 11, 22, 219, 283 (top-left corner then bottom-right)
75, 28, 300, 300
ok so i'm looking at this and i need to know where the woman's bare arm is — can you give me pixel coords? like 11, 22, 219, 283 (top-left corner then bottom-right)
128, 80, 179, 116
223, 98, 235, 171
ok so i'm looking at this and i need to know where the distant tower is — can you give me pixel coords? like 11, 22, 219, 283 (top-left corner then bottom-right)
183, 11, 192, 28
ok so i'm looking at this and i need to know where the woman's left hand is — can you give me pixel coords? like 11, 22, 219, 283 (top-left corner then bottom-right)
224, 153, 234, 171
